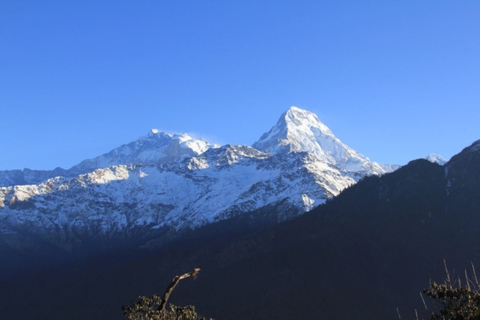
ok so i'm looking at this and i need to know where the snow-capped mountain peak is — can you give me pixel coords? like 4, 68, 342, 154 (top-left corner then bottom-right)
253, 106, 384, 175
425, 153, 447, 165
0, 130, 212, 187
284, 106, 335, 138
69, 130, 211, 175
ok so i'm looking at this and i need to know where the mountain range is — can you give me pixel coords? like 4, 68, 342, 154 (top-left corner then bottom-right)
0, 106, 401, 254
0, 123, 478, 319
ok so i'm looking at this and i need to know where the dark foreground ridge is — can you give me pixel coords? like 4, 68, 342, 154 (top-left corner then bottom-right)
1, 140, 480, 319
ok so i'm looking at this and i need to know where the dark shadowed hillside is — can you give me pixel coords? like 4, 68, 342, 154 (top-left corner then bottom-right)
1, 141, 479, 319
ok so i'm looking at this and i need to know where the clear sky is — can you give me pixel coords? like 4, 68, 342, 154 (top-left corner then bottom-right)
1, 1, 479, 170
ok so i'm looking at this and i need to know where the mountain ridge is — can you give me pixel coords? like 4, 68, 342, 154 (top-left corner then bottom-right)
1, 106, 400, 253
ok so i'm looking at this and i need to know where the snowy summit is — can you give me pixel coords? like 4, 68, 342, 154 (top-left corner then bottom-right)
253, 106, 385, 175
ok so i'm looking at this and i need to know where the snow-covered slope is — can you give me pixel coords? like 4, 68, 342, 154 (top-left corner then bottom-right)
0, 147, 353, 241
253, 106, 386, 176
425, 153, 447, 165
0, 106, 396, 249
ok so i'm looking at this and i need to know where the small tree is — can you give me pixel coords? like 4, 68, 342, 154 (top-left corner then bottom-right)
421, 261, 480, 320
123, 268, 213, 320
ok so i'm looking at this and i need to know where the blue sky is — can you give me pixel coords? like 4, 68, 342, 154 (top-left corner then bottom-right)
1, 1, 479, 170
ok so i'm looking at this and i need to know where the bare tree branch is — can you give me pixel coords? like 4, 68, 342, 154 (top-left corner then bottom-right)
159, 268, 201, 311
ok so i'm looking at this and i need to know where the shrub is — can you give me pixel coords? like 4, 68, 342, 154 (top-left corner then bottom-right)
122, 268, 213, 320
421, 261, 480, 320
